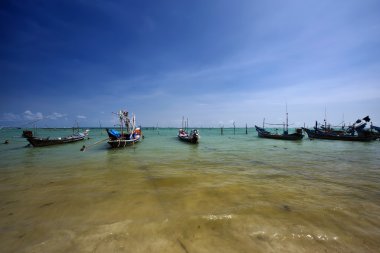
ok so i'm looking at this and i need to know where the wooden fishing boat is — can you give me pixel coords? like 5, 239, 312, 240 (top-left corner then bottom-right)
302, 128, 376, 141
177, 117, 199, 144
303, 116, 377, 142
178, 128, 199, 143
256, 107, 303, 140
106, 110, 142, 148
27, 130, 89, 147
255, 125, 304, 140
106, 127, 142, 148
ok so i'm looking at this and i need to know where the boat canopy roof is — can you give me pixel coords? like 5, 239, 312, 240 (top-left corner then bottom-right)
107, 129, 121, 138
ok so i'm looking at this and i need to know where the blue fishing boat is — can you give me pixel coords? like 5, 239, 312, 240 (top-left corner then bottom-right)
106, 110, 142, 148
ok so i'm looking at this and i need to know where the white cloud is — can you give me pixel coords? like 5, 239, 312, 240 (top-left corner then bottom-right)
77, 115, 87, 119
46, 112, 66, 120
23, 110, 43, 120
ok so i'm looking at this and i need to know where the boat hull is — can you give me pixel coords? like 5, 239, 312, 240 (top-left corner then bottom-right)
27, 136, 85, 147
257, 132, 304, 140
178, 129, 199, 144
107, 138, 141, 148
106, 128, 142, 148
178, 135, 199, 144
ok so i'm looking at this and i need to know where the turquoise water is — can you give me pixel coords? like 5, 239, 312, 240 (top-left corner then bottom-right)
1, 128, 380, 252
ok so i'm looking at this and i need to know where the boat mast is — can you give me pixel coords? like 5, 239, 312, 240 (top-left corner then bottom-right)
285, 103, 288, 135
125, 111, 131, 133
133, 113, 136, 131
119, 111, 123, 136
324, 106, 327, 132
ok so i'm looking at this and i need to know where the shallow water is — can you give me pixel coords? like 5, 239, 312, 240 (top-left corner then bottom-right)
0, 128, 379, 252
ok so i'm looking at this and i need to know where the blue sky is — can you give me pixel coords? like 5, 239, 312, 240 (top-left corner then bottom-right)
1, 0, 380, 128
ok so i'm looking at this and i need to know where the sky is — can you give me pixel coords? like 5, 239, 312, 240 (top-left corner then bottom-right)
1, 0, 380, 128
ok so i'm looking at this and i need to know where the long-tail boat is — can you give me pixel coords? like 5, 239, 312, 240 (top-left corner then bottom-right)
106, 110, 142, 148
178, 117, 199, 144
27, 129, 89, 147
178, 128, 200, 143
303, 116, 378, 142
255, 125, 303, 140
255, 107, 304, 140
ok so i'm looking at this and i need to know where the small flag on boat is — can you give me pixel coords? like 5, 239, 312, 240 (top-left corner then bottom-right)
363, 116, 370, 122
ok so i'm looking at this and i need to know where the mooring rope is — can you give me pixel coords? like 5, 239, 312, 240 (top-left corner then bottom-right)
80, 138, 109, 151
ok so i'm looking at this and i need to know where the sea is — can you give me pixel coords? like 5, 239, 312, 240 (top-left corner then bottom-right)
0, 127, 379, 253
